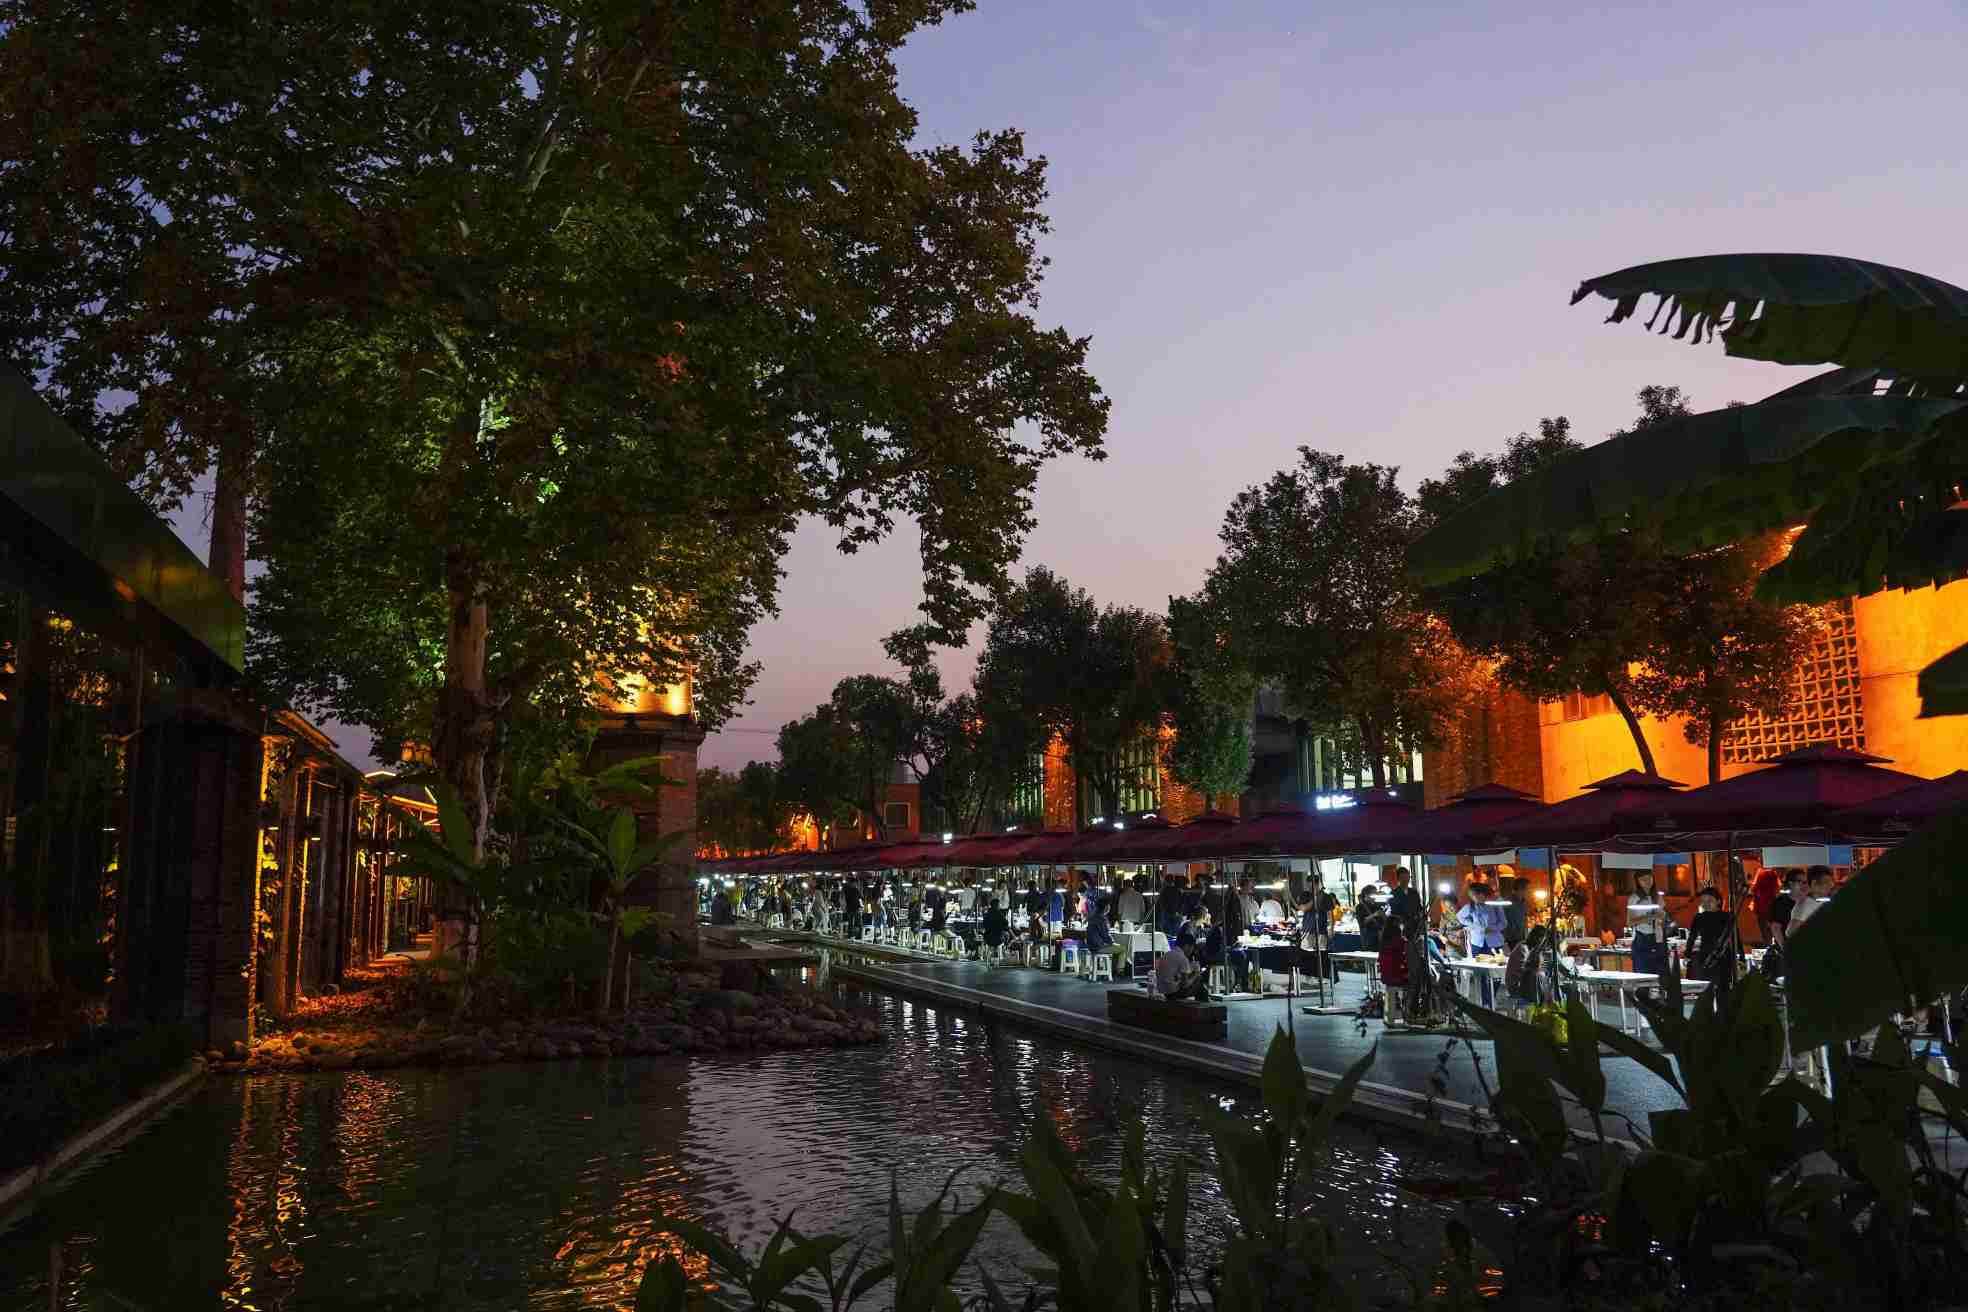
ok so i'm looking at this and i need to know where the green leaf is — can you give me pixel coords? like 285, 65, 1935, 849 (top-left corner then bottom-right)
1161, 1154, 1189, 1265
847, 1260, 895, 1308
1562, 997, 1607, 1114
635, 1256, 691, 1312
428, 781, 477, 867
655, 1216, 753, 1287
608, 806, 638, 880
1572, 252, 1968, 376
1303, 1042, 1378, 1149
1093, 1183, 1144, 1312
1594, 1023, 1684, 1096
1258, 1026, 1305, 1150
1017, 1122, 1097, 1274
1918, 641, 1968, 718
1408, 393, 1967, 586
1616, 1151, 1707, 1249
897, 1191, 996, 1312
1787, 802, 1968, 1048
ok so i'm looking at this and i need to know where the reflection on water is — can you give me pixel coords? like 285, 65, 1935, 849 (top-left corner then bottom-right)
3, 987, 1463, 1310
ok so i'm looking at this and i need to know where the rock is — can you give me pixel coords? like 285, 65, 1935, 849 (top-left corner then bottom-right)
316, 1051, 356, 1071
700, 988, 759, 1014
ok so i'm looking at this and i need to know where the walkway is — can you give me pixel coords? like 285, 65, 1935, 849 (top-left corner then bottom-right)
824, 948, 1682, 1140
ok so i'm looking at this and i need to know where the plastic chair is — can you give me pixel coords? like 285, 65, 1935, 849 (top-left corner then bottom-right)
860, 926, 876, 943
1207, 964, 1227, 994
916, 929, 934, 952
1090, 952, 1115, 983
1059, 940, 1082, 975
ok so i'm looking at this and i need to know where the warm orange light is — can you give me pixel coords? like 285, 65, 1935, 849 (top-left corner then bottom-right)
1533, 888, 1549, 903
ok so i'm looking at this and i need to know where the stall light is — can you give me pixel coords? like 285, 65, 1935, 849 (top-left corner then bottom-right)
1208, 882, 1228, 890
1113, 821, 1126, 830
1533, 889, 1549, 903
1437, 882, 1453, 896
1486, 900, 1514, 908
1141, 812, 1157, 821
1626, 902, 1660, 912
941, 832, 953, 843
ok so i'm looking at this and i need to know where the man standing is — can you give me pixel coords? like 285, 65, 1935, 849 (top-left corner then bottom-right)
1456, 881, 1509, 1006
1387, 866, 1424, 931
1116, 876, 1147, 927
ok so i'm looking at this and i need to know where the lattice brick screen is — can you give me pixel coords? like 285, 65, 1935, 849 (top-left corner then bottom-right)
1721, 600, 1865, 764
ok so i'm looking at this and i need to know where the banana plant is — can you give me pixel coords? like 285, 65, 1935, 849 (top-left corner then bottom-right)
389, 778, 511, 1013
555, 800, 686, 1016
1407, 253, 1968, 716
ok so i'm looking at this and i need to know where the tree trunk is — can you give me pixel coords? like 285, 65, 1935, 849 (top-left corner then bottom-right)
1604, 683, 1658, 776
1356, 716, 1387, 789
208, 439, 249, 605
432, 546, 492, 961
1706, 705, 1726, 784
597, 911, 619, 1018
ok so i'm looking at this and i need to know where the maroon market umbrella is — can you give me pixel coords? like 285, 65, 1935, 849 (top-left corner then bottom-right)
1403, 783, 1545, 855
964, 829, 1073, 868
1052, 821, 1127, 865
1145, 810, 1242, 862
1629, 744, 1925, 846
1280, 792, 1422, 857
1501, 769, 1692, 850
1186, 809, 1310, 860
1828, 768, 1968, 843
863, 839, 949, 870
1080, 816, 1175, 864
937, 831, 1031, 868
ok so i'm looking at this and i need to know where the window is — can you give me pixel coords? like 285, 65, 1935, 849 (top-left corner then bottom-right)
1560, 693, 1613, 722
883, 801, 911, 831
1723, 599, 1865, 763
1113, 737, 1162, 815
1009, 753, 1046, 828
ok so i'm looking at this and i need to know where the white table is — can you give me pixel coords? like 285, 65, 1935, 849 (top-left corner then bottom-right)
1576, 968, 1663, 1035
1446, 958, 1508, 1006
1330, 949, 1383, 995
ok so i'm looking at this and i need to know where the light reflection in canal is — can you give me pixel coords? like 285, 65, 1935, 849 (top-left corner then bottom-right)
4, 987, 1470, 1310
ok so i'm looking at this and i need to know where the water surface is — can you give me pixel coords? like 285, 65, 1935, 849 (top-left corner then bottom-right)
4, 988, 1466, 1310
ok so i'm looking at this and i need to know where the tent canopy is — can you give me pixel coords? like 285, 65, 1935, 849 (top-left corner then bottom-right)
1500, 769, 1691, 849
1610, 744, 1924, 849
1399, 783, 1544, 855
1828, 768, 1968, 842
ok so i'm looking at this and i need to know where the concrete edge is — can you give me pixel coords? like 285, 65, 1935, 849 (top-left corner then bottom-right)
834, 962, 1492, 1142
0, 1060, 206, 1216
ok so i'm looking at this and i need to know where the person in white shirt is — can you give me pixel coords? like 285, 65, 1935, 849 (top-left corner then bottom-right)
1116, 878, 1146, 927
1257, 890, 1286, 924
1152, 932, 1209, 1001
1236, 877, 1261, 930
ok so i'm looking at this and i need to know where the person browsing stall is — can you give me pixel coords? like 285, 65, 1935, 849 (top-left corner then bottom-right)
1685, 886, 1740, 983
1768, 869, 1806, 948
1626, 869, 1668, 975
1456, 881, 1508, 1006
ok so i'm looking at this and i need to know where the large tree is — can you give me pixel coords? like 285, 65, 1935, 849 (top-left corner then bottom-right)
696, 762, 791, 856
1164, 593, 1255, 805
1196, 450, 1466, 789
0, 1, 1108, 867
1420, 388, 1818, 778
974, 567, 1172, 827
776, 675, 920, 846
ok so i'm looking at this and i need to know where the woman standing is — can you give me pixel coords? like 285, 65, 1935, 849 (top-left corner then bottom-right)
1627, 869, 1668, 976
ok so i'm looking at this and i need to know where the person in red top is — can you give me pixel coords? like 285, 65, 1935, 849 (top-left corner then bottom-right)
1750, 864, 1781, 944
1379, 915, 1412, 1023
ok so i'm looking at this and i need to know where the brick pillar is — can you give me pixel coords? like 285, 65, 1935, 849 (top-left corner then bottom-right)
587, 716, 704, 958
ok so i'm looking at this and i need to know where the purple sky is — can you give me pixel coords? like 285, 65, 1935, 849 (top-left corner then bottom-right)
172, 1, 1968, 773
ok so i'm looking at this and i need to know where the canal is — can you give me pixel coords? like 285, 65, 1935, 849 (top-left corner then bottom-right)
4, 987, 1472, 1310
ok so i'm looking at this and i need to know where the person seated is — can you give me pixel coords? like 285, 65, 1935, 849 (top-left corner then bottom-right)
1153, 931, 1211, 1002
981, 896, 1010, 956
709, 887, 736, 926
1504, 924, 1553, 1009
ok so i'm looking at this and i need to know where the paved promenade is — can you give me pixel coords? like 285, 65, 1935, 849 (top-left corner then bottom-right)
822, 946, 1682, 1140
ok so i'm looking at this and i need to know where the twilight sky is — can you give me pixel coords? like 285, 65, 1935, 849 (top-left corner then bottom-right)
699, 0, 1968, 770
162, 1, 1968, 774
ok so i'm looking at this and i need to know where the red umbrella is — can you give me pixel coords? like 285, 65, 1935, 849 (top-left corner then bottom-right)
994, 829, 1079, 867
1632, 744, 1925, 846
1052, 821, 1127, 865
937, 832, 1029, 868
1501, 769, 1691, 850
1143, 810, 1242, 862
1079, 816, 1175, 864
1283, 793, 1422, 856
1403, 783, 1544, 855
1186, 809, 1310, 860
1829, 768, 1968, 843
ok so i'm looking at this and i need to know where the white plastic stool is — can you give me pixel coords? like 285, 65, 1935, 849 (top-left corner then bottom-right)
1059, 940, 1081, 975
861, 926, 876, 943
1091, 953, 1115, 983
1207, 964, 1227, 994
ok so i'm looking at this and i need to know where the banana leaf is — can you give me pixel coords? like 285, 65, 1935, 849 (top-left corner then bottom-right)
1406, 394, 1966, 586
1785, 803, 1968, 1050
1918, 642, 1968, 719
1572, 253, 1968, 378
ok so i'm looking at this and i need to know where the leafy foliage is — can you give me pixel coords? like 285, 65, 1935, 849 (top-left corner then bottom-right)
1195, 449, 1474, 788
1164, 594, 1256, 803
974, 567, 1172, 825
1407, 251, 1968, 718
0, 0, 1109, 853
698, 763, 796, 857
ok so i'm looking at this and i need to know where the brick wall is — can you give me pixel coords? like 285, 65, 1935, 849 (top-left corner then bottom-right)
1423, 685, 1546, 806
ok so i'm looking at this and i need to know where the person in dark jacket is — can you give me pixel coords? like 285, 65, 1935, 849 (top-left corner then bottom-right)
1686, 886, 1740, 984
981, 896, 1011, 962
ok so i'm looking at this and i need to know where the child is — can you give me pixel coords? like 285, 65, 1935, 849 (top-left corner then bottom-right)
1378, 915, 1412, 1024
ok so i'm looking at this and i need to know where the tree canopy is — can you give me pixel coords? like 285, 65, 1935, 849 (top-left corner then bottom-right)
974, 567, 1172, 827
1193, 449, 1470, 788
0, 0, 1109, 860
